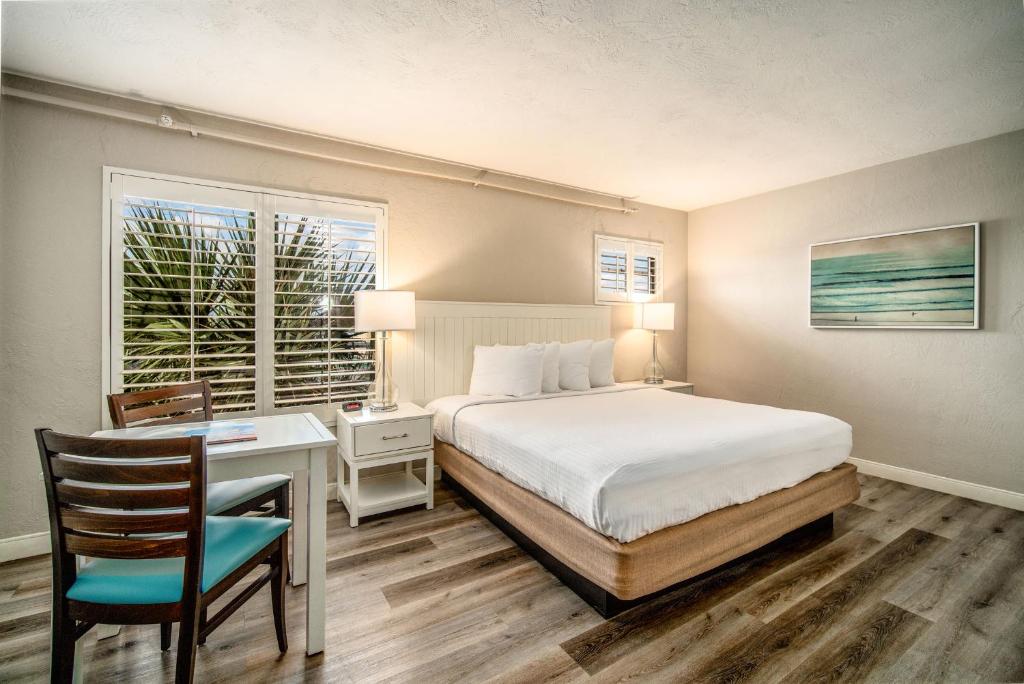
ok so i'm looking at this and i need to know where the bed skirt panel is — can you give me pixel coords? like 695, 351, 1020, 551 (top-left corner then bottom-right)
435, 439, 860, 600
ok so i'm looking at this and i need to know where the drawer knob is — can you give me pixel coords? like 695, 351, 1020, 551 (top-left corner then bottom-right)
381, 433, 409, 441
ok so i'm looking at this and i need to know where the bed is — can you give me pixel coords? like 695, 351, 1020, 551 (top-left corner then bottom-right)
393, 302, 860, 616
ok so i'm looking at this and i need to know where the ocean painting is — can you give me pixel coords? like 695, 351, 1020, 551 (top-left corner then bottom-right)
810, 223, 979, 328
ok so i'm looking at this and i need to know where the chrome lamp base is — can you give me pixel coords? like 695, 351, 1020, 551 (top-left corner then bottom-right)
643, 330, 665, 385
370, 331, 400, 413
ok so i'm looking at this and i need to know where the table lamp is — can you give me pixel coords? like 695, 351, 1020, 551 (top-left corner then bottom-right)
636, 302, 675, 384
354, 290, 416, 412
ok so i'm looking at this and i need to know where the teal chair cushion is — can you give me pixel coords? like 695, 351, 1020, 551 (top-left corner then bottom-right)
66, 516, 292, 605
207, 474, 291, 515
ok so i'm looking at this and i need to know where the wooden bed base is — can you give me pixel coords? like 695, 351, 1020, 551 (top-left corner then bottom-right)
442, 470, 834, 617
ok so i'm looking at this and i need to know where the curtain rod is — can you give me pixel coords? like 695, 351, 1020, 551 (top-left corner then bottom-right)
2, 75, 640, 215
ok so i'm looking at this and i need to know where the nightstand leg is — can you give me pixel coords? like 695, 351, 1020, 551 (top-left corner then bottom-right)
336, 450, 343, 503
426, 451, 434, 510
349, 463, 360, 527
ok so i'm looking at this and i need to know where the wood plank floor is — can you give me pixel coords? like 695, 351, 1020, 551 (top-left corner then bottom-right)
1, 473, 1022, 682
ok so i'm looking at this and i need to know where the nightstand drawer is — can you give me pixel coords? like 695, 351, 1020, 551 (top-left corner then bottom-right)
354, 418, 432, 457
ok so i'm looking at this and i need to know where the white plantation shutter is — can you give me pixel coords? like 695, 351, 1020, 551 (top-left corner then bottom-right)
114, 176, 260, 415
595, 236, 630, 303
632, 242, 660, 301
270, 200, 383, 411
594, 235, 663, 304
107, 171, 387, 423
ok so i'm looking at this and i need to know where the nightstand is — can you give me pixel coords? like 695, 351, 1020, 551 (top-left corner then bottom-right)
622, 379, 694, 394
336, 403, 434, 527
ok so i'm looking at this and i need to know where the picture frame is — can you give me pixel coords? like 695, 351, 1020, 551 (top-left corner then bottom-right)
809, 222, 980, 329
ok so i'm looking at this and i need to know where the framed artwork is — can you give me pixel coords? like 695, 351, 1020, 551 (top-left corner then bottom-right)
810, 223, 979, 329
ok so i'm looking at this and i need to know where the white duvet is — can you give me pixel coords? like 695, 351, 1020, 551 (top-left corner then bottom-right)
427, 386, 852, 543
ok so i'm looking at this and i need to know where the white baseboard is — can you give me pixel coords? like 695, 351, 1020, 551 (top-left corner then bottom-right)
848, 457, 1024, 511
0, 531, 50, 563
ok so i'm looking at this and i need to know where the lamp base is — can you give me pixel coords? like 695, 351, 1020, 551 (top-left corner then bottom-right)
370, 331, 399, 413
643, 331, 665, 385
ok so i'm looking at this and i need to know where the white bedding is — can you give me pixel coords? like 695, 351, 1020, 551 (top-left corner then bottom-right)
428, 386, 852, 543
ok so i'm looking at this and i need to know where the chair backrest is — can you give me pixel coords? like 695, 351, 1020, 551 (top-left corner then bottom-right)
35, 430, 208, 600
107, 380, 214, 429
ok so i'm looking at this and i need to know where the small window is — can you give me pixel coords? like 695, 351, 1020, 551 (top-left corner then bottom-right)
594, 235, 663, 304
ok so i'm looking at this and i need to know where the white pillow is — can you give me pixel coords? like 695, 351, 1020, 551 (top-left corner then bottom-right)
536, 342, 561, 393
589, 338, 616, 387
469, 344, 544, 397
558, 340, 592, 391
500, 342, 561, 393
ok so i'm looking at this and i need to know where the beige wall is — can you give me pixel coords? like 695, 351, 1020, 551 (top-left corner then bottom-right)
0, 98, 687, 540
688, 130, 1024, 494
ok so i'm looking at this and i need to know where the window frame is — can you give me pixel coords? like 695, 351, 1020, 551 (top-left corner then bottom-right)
101, 166, 389, 428
593, 234, 664, 305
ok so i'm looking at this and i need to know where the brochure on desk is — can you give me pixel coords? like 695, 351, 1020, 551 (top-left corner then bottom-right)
142, 422, 257, 445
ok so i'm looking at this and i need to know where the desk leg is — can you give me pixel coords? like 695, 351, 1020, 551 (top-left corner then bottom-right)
64, 611, 84, 684
72, 645, 83, 684
69, 556, 83, 683
306, 447, 327, 656
291, 469, 309, 586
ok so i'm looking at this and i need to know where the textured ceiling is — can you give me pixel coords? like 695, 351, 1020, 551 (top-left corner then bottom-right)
3, 1, 1023, 210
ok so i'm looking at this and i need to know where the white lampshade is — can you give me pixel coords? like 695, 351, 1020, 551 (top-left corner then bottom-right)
636, 302, 675, 331
354, 290, 416, 332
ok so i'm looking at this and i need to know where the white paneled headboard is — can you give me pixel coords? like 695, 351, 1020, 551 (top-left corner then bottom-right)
392, 301, 611, 406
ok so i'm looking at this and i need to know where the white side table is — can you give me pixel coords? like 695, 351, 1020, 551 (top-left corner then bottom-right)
336, 403, 434, 527
621, 379, 695, 394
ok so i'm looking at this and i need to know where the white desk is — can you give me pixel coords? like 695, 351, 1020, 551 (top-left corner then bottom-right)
91, 413, 335, 657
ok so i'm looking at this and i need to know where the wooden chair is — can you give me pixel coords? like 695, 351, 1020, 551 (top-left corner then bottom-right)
107, 381, 290, 517
107, 380, 292, 649
106, 379, 215, 429
36, 429, 290, 684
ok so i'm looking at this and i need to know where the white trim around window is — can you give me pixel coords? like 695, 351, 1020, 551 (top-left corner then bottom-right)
101, 166, 389, 428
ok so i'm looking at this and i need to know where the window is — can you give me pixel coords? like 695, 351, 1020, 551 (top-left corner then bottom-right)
594, 234, 663, 304
272, 210, 378, 409
105, 170, 387, 425
120, 196, 259, 412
